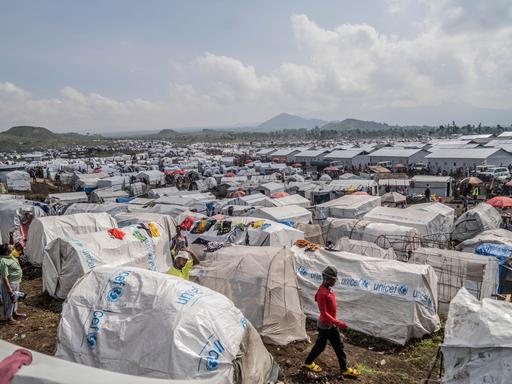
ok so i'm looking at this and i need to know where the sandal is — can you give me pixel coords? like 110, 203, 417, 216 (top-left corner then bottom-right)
342, 367, 360, 379
14, 313, 27, 320
304, 362, 322, 373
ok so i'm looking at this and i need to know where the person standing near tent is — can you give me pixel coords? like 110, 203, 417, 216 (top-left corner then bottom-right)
472, 185, 479, 202
167, 226, 200, 280
304, 266, 359, 379
424, 185, 431, 203
0, 244, 27, 325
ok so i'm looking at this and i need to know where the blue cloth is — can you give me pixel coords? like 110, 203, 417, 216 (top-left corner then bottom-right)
475, 243, 512, 294
279, 220, 295, 227
116, 197, 134, 203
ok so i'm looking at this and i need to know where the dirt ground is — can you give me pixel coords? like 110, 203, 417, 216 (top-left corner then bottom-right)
1, 270, 443, 383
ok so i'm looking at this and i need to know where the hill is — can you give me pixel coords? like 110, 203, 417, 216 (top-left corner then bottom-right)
320, 118, 431, 132
255, 113, 326, 131
0, 125, 108, 151
4, 126, 58, 140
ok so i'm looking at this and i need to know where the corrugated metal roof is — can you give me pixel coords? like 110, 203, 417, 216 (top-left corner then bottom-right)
295, 149, 329, 157
369, 148, 425, 158
425, 148, 501, 159
498, 131, 512, 138
271, 148, 298, 156
324, 150, 366, 159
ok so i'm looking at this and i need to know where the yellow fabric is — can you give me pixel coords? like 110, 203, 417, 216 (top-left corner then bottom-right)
147, 223, 160, 238
10, 249, 20, 258
251, 220, 265, 228
167, 260, 193, 280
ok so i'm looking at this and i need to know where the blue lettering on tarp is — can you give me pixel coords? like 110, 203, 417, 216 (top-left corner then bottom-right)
177, 285, 202, 305
297, 265, 323, 282
197, 334, 225, 372
68, 238, 95, 269
413, 289, 435, 310
240, 317, 248, 329
107, 271, 131, 302
86, 310, 105, 349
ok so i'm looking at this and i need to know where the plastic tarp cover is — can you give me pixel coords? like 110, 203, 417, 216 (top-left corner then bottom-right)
364, 205, 454, 244
64, 202, 130, 217
273, 194, 311, 208
5, 170, 31, 191
452, 203, 502, 242
323, 218, 420, 259
295, 223, 325, 246
315, 195, 381, 221
442, 288, 512, 384
251, 205, 312, 225
56, 266, 276, 383
25, 212, 118, 266
456, 229, 512, 253
43, 223, 171, 299
333, 238, 397, 260
292, 246, 440, 345
191, 246, 307, 345
410, 248, 499, 315
0, 340, 224, 384
47, 192, 88, 204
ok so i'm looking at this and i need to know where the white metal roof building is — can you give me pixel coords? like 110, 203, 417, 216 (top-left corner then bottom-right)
292, 149, 330, 165
425, 148, 512, 172
368, 148, 429, 165
324, 150, 370, 168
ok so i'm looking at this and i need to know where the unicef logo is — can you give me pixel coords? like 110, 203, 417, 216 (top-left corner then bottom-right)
297, 266, 307, 276
107, 287, 122, 302
206, 356, 219, 371
240, 318, 248, 329
398, 285, 408, 296
361, 279, 369, 289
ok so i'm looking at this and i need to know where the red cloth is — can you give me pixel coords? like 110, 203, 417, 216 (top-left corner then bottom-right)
179, 217, 195, 231
107, 228, 126, 240
0, 349, 32, 384
315, 284, 347, 330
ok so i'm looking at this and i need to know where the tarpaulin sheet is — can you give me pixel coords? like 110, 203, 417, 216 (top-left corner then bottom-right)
43, 223, 171, 299
56, 266, 276, 383
292, 246, 440, 345
442, 287, 512, 383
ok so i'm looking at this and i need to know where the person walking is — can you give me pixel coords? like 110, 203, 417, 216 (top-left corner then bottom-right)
304, 266, 359, 379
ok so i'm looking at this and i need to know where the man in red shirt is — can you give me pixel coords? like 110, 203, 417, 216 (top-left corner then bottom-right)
304, 266, 359, 379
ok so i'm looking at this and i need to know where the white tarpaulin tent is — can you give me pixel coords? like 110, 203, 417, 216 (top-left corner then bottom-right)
323, 218, 420, 259
452, 203, 502, 242
43, 223, 171, 299
63, 202, 130, 217
251, 205, 312, 225
292, 246, 440, 344
315, 195, 381, 221
456, 229, 512, 253
56, 266, 278, 383
191, 246, 307, 346
90, 189, 129, 203
410, 248, 499, 315
332, 237, 397, 260
364, 205, 454, 246
273, 194, 310, 208
25, 212, 118, 266
136, 170, 165, 186
47, 192, 88, 205
442, 288, 512, 384
5, 170, 31, 191
0, 340, 221, 384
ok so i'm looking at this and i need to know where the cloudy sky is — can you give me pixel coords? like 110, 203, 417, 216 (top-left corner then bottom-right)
1, 0, 511, 133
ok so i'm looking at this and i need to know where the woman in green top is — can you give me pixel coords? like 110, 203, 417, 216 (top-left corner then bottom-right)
0, 244, 26, 325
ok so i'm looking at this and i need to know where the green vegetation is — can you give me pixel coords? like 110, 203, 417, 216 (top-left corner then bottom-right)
0, 125, 109, 151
